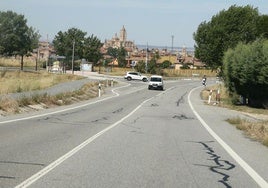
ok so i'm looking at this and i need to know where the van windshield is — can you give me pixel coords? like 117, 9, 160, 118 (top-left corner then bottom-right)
150, 77, 162, 82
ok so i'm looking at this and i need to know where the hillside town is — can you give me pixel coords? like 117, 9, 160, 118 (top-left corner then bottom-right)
31, 26, 205, 71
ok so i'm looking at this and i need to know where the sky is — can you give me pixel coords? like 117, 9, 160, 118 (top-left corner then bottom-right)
1, 0, 268, 48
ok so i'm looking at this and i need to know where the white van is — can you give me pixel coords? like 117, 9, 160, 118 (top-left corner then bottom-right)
148, 75, 164, 90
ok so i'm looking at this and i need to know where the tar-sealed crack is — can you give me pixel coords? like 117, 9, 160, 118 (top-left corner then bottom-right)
39, 116, 62, 121
150, 103, 159, 107
173, 114, 194, 120
0, 160, 45, 167
39, 116, 90, 125
91, 116, 109, 123
112, 108, 123, 113
193, 141, 235, 188
0, 175, 15, 179
176, 92, 187, 106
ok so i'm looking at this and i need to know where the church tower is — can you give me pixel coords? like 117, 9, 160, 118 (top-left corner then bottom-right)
120, 25, 127, 42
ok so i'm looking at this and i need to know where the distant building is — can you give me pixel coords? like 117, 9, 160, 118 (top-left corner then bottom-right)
31, 41, 55, 62
103, 25, 137, 52
175, 46, 206, 69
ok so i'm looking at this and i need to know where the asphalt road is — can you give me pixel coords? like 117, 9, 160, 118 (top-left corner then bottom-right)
1, 78, 268, 188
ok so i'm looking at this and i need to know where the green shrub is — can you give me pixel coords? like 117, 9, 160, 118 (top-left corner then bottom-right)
223, 39, 268, 108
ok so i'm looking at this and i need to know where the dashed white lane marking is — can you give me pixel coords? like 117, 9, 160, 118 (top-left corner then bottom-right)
14, 98, 149, 188
188, 86, 268, 188
14, 86, 174, 188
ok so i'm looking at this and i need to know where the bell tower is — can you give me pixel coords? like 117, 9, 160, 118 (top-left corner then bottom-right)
120, 25, 127, 42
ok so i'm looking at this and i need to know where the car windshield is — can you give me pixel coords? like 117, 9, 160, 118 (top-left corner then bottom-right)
150, 77, 162, 82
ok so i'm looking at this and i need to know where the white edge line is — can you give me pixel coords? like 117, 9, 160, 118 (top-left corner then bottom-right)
14, 84, 154, 188
188, 86, 268, 188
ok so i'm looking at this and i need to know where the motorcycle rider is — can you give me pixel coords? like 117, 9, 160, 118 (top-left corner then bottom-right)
202, 75, 207, 86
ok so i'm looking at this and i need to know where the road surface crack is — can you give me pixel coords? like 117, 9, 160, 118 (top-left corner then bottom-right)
176, 92, 187, 106
193, 141, 235, 188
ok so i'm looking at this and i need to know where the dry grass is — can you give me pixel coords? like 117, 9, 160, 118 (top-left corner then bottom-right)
227, 117, 268, 147
0, 70, 84, 94
201, 84, 268, 115
0, 81, 109, 116
202, 84, 268, 147
0, 57, 36, 67
0, 96, 19, 114
163, 69, 216, 77
0, 60, 97, 115
201, 83, 227, 103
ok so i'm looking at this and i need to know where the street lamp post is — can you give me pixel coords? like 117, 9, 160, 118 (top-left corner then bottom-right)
71, 40, 75, 74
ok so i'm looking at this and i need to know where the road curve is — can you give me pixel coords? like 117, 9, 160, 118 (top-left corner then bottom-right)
0, 79, 267, 188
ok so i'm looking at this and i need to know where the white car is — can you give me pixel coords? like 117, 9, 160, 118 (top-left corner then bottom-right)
148, 75, 164, 90
124, 72, 148, 82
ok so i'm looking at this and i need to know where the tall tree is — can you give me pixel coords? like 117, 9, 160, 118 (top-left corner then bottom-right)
83, 34, 103, 71
107, 47, 118, 59
0, 11, 40, 70
194, 5, 260, 71
223, 39, 268, 108
257, 15, 268, 38
53, 30, 102, 71
107, 46, 127, 67
117, 46, 127, 67
53, 28, 87, 68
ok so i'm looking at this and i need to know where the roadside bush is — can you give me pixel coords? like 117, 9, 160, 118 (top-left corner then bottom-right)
161, 60, 171, 69
135, 61, 146, 73
223, 39, 268, 108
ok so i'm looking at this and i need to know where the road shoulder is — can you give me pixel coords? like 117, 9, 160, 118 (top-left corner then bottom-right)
189, 86, 268, 184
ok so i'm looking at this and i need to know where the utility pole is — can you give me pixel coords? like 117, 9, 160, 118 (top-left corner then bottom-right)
72, 39, 75, 74
169, 35, 174, 62
171, 35, 174, 54
36, 43, 39, 71
145, 42, 148, 73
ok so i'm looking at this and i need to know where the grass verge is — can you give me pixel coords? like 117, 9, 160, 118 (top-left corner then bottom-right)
0, 80, 114, 116
201, 84, 268, 147
227, 117, 268, 147
0, 70, 84, 94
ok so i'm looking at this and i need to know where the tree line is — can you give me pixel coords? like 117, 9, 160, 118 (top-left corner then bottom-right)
52, 28, 102, 71
194, 5, 268, 108
0, 11, 39, 70
0, 10, 173, 74
0, 10, 108, 71
1, 6, 268, 108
